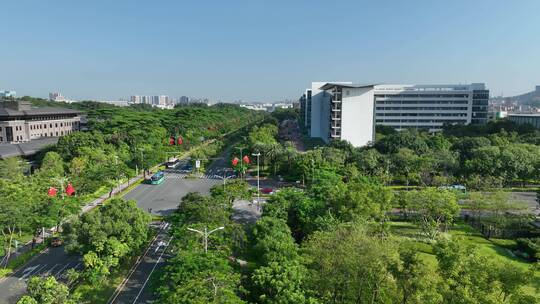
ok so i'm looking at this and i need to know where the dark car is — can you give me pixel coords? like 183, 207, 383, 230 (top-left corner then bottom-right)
51, 237, 63, 247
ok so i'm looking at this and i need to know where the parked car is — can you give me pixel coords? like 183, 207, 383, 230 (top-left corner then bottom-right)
51, 237, 63, 247
261, 187, 274, 194
439, 184, 466, 192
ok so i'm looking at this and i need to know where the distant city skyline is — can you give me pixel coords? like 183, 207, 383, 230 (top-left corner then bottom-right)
1, 0, 539, 101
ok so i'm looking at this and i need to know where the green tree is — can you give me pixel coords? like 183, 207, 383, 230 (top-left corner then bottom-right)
391, 148, 422, 187
38, 151, 65, 178
265, 143, 284, 176
391, 248, 443, 304
0, 157, 28, 179
406, 188, 460, 239
250, 217, 298, 265
17, 276, 78, 304
303, 224, 400, 303
251, 261, 314, 304
156, 251, 244, 304
0, 180, 32, 265
434, 239, 535, 304
62, 199, 150, 282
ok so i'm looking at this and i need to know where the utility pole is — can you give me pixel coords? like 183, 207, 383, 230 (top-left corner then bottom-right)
187, 226, 225, 253
252, 152, 261, 205
55, 176, 68, 200
138, 148, 146, 178
236, 147, 245, 180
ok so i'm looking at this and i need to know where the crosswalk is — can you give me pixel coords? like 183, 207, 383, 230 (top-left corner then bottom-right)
164, 168, 237, 180
165, 172, 237, 180
17, 258, 83, 283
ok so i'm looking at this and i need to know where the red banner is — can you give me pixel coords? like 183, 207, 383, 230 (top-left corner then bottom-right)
242, 155, 250, 164
232, 157, 239, 166
47, 187, 57, 197
66, 183, 76, 196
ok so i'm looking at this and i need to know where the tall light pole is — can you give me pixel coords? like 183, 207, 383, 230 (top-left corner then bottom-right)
252, 152, 261, 205
187, 226, 225, 253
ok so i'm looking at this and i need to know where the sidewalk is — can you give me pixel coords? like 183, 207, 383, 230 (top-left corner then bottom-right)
1, 174, 144, 267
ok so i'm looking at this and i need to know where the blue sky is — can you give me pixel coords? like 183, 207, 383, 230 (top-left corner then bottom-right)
1, 0, 539, 101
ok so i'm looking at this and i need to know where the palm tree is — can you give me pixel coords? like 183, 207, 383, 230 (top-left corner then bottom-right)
283, 141, 297, 171
264, 143, 283, 176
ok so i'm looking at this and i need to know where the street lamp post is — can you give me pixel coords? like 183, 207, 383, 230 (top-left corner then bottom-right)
55, 176, 68, 200
187, 226, 225, 253
252, 152, 261, 205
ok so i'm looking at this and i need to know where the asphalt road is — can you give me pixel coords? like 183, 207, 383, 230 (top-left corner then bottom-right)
0, 159, 226, 303
123, 169, 221, 216
0, 246, 82, 304
107, 223, 172, 304
509, 192, 540, 215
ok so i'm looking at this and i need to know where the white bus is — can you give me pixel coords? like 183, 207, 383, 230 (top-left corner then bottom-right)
166, 157, 181, 169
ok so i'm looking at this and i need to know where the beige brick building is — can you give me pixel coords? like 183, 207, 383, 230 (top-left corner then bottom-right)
0, 100, 81, 144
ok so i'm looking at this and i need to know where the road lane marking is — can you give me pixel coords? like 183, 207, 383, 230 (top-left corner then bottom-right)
131, 235, 173, 304
107, 230, 162, 304
54, 262, 73, 278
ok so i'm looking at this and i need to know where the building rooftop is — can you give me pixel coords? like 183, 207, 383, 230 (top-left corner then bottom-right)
508, 113, 540, 117
319, 83, 377, 90
0, 100, 81, 118
0, 137, 59, 159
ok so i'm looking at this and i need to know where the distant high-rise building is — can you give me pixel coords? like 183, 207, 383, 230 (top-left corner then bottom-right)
180, 96, 189, 104
159, 95, 169, 105
130, 95, 142, 104
0, 90, 16, 98
49, 92, 65, 102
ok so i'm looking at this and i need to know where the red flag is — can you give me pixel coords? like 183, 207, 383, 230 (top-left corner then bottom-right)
232, 157, 239, 167
169, 137, 175, 145
242, 155, 250, 164
47, 187, 57, 197
66, 183, 76, 196
177, 137, 183, 145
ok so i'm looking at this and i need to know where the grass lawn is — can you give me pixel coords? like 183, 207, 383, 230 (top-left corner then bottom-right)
389, 220, 540, 295
0, 233, 35, 259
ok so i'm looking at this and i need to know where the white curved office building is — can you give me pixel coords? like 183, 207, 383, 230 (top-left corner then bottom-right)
299, 82, 489, 147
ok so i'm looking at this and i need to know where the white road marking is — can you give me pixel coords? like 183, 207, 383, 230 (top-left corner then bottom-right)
42, 264, 60, 276
107, 232, 162, 304
131, 235, 173, 304
53, 262, 73, 278
19, 265, 39, 281
20, 264, 47, 281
